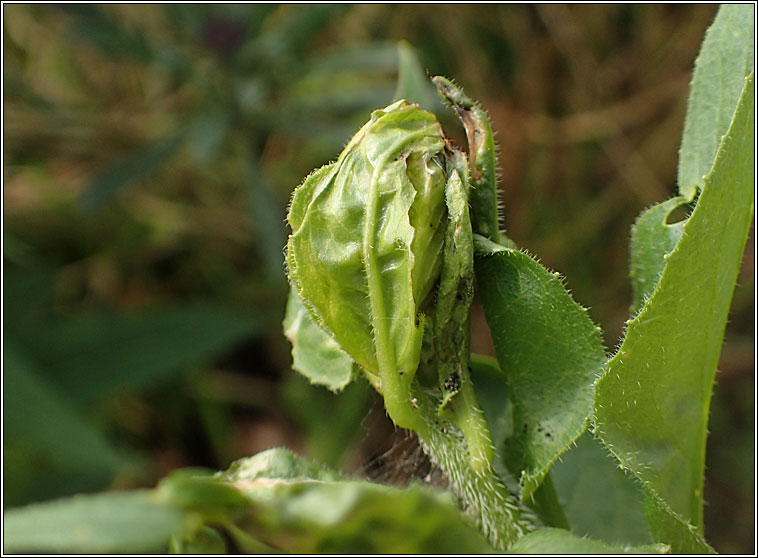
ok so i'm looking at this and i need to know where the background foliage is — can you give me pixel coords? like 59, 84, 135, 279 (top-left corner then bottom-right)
3, 5, 753, 553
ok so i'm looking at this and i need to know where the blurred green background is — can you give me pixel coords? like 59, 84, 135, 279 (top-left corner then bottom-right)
3, 5, 753, 553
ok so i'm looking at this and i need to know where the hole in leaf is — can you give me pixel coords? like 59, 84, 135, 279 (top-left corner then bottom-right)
665, 194, 698, 226
665, 203, 690, 225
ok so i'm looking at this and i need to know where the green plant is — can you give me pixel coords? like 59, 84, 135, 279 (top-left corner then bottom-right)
4, 5, 753, 553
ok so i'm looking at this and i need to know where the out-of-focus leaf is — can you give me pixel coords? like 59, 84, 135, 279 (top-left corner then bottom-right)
509, 528, 669, 555
56, 5, 152, 62
3, 264, 55, 338
303, 41, 398, 76
241, 145, 287, 285
677, 4, 754, 198
395, 41, 438, 111
80, 135, 183, 211
550, 433, 651, 546
474, 235, 607, 500
3, 233, 43, 268
3, 491, 184, 554
187, 107, 232, 162
282, 287, 355, 392
169, 526, 227, 554
244, 4, 347, 63
287, 80, 397, 112
222, 448, 342, 485
3, 343, 122, 506
594, 74, 753, 546
280, 374, 370, 467
157, 469, 251, 512
30, 303, 260, 402
220, 448, 496, 554
628, 197, 689, 313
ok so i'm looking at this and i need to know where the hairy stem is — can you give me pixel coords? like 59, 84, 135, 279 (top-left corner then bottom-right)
414, 389, 529, 550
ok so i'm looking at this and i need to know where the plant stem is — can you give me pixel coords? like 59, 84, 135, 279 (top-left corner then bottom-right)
413, 389, 529, 550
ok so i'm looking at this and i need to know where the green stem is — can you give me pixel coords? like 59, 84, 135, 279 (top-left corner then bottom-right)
415, 391, 528, 550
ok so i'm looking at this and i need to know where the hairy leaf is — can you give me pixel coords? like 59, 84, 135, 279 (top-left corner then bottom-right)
474, 236, 607, 499
677, 4, 754, 198
510, 528, 669, 555
628, 197, 689, 314
594, 73, 753, 546
550, 433, 651, 546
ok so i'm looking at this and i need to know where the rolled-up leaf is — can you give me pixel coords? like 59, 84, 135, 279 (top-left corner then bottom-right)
287, 100, 449, 430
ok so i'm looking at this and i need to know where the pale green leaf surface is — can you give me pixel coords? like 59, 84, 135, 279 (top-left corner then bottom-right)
629, 197, 689, 314
3, 491, 184, 554
594, 75, 754, 537
221, 449, 496, 554
283, 287, 355, 391
474, 236, 607, 499
677, 4, 754, 198
509, 528, 669, 555
550, 433, 650, 546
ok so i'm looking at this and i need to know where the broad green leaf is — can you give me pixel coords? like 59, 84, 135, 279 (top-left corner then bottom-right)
677, 4, 754, 198
394, 41, 438, 110
3, 491, 184, 554
509, 528, 669, 555
628, 197, 689, 314
3, 343, 122, 506
474, 235, 607, 500
550, 433, 651, 546
594, 72, 753, 542
283, 287, 355, 391
220, 449, 496, 554
80, 135, 183, 210
31, 303, 259, 402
